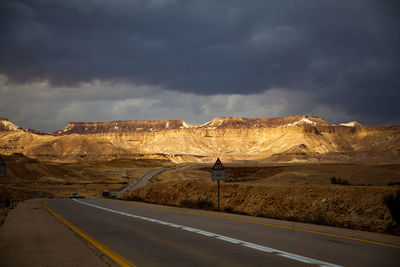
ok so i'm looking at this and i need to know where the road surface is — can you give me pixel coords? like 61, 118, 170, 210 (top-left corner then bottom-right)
45, 198, 400, 267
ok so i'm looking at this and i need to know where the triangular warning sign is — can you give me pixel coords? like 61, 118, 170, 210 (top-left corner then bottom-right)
212, 158, 224, 170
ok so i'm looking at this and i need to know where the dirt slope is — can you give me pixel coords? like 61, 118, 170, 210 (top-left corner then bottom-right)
124, 180, 399, 234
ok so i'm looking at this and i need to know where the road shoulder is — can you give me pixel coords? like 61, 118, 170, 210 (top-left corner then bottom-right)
0, 198, 116, 267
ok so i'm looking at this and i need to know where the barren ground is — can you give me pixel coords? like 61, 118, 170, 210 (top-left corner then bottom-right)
128, 162, 400, 234
0, 154, 173, 201
154, 162, 400, 186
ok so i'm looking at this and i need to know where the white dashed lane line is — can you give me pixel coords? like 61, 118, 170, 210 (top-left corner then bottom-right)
73, 199, 342, 267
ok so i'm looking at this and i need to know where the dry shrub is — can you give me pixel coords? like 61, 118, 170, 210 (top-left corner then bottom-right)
180, 198, 214, 210
383, 190, 400, 225
125, 180, 399, 234
330, 176, 349, 185
0, 186, 29, 208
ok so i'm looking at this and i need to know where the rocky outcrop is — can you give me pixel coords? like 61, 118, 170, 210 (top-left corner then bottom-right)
55, 120, 190, 134
0, 116, 399, 163
0, 118, 21, 132
340, 121, 362, 127
54, 115, 334, 135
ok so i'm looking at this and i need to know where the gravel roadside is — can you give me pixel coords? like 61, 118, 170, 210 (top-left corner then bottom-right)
0, 198, 117, 267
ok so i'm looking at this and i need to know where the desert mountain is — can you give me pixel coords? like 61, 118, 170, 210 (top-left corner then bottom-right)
0, 118, 20, 131
55, 116, 333, 134
1, 116, 399, 163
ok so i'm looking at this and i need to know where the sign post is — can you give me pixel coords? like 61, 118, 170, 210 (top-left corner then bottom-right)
211, 158, 226, 210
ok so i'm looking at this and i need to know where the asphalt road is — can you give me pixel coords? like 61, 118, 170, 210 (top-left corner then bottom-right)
117, 166, 176, 197
47, 198, 400, 267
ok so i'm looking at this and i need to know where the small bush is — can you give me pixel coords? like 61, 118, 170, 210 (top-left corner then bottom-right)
330, 176, 349, 185
383, 190, 400, 225
311, 213, 329, 226
127, 195, 144, 202
180, 198, 214, 210
224, 206, 234, 213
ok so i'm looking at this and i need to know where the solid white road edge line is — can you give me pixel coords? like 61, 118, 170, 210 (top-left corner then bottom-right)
73, 199, 342, 267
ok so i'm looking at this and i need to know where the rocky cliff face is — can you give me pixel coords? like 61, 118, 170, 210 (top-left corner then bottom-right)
1, 116, 399, 163
55, 115, 332, 134
56, 120, 189, 134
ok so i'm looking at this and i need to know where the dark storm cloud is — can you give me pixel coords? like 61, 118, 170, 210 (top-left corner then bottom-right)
1, 0, 399, 125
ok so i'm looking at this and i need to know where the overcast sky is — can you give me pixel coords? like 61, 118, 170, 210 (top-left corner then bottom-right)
1, 0, 399, 132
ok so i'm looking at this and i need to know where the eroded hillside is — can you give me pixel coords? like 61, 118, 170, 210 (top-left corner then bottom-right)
1, 116, 399, 163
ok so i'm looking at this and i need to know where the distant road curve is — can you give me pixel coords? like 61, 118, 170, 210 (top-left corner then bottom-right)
117, 166, 177, 197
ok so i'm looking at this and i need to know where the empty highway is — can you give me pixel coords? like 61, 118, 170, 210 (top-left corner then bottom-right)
45, 198, 400, 267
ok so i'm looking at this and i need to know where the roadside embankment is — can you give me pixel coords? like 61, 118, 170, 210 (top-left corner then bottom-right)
0, 185, 31, 227
124, 181, 399, 234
